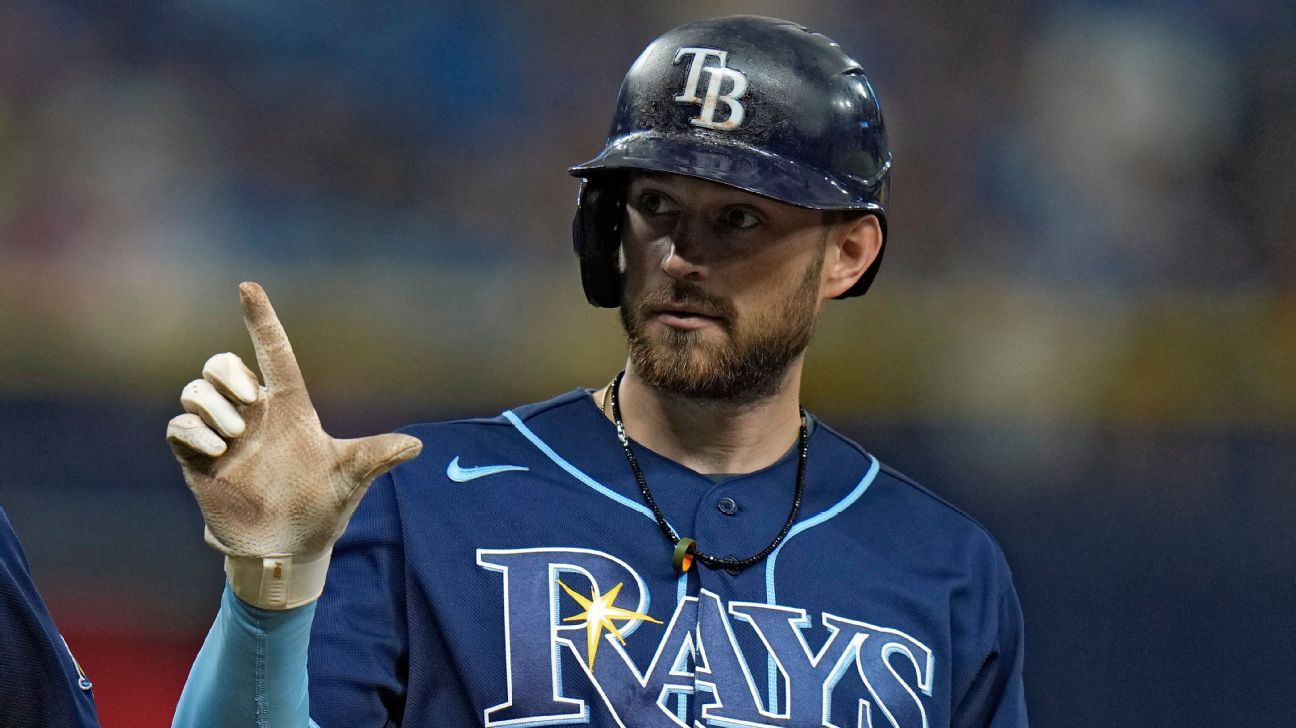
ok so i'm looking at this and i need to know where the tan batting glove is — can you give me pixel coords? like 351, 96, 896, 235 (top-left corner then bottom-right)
166, 282, 422, 609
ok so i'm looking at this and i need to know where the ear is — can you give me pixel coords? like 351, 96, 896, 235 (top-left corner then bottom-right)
821, 214, 883, 300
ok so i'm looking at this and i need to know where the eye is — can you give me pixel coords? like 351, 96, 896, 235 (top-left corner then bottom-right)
718, 206, 761, 230
636, 191, 678, 216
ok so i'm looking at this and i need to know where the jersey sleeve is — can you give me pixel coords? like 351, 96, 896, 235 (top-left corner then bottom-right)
952, 570, 1029, 727
307, 471, 408, 725
172, 584, 318, 727
0, 508, 100, 728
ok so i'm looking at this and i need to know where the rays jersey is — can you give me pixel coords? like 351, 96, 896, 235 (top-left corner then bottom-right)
307, 390, 1027, 726
0, 508, 98, 727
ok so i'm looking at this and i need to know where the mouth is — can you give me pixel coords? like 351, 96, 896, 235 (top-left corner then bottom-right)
651, 305, 724, 331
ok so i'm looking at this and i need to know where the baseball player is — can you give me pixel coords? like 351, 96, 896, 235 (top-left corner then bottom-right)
170, 16, 1026, 727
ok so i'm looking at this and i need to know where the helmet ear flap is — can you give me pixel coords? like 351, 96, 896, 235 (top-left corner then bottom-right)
572, 177, 626, 308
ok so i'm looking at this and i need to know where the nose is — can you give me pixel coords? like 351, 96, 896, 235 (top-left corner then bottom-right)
658, 217, 709, 282
660, 243, 706, 281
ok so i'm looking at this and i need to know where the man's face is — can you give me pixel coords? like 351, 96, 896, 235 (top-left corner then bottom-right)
618, 172, 836, 404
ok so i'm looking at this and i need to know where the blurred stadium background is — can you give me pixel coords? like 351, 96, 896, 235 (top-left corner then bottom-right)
0, 0, 1292, 725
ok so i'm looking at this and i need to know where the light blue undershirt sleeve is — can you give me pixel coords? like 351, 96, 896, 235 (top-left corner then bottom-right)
173, 582, 322, 728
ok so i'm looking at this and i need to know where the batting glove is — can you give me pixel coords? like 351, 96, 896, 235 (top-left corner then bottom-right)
166, 282, 422, 609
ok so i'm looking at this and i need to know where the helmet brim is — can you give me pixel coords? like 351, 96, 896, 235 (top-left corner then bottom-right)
569, 131, 885, 213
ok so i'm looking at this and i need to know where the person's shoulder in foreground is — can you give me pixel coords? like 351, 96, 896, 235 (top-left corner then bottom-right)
0, 508, 99, 728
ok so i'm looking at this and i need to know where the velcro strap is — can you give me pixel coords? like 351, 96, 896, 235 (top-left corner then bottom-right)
225, 549, 332, 610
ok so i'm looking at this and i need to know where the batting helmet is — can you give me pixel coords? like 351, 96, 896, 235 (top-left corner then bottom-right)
569, 15, 892, 308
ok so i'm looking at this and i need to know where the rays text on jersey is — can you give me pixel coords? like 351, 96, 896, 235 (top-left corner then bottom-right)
478, 547, 935, 727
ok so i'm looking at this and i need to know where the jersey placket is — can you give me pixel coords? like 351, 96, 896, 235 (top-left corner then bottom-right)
673, 468, 800, 724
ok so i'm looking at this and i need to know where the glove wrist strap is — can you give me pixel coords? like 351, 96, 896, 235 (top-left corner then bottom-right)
225, 549, 331, 610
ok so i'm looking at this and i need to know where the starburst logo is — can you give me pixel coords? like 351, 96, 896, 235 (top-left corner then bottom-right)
558, 579, 662, 669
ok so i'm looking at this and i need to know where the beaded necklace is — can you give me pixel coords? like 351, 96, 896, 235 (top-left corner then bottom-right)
607, 371, 807, 573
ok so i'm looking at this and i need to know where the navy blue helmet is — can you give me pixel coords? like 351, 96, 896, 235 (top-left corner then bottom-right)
570, 15, 892, 308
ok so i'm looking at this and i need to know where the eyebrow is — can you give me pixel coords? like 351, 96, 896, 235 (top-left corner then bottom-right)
628, 174, 673, 192
629, 177, 772, 209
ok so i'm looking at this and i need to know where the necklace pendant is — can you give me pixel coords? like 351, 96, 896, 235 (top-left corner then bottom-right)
673, 537, 696, 573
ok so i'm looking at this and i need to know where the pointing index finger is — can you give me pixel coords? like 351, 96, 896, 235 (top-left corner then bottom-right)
239, 281, 306, 395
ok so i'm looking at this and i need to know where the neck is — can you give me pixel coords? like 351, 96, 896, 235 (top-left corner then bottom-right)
602, 362, 806, 475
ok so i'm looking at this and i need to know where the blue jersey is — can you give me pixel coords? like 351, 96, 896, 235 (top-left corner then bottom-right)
0, 508, 99, 727
308, 390, 1026, 726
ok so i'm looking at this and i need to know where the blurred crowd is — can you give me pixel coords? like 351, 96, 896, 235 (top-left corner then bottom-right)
1, 0, 1292, 418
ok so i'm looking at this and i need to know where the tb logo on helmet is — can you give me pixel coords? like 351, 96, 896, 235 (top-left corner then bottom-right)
673, 47, 747, 130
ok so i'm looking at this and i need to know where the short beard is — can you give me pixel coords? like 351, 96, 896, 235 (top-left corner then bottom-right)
619, 246, 825, 406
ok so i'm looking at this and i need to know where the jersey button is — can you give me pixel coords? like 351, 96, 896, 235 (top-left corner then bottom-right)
716, 497, 738, 515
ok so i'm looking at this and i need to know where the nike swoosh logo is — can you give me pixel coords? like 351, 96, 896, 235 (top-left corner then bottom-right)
446, 456, 529, 482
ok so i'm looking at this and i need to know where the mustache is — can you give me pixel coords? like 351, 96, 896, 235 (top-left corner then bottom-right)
636, 281, 736, 321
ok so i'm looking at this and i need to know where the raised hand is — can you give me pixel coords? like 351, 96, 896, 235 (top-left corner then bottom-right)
166, 282, 422, 608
